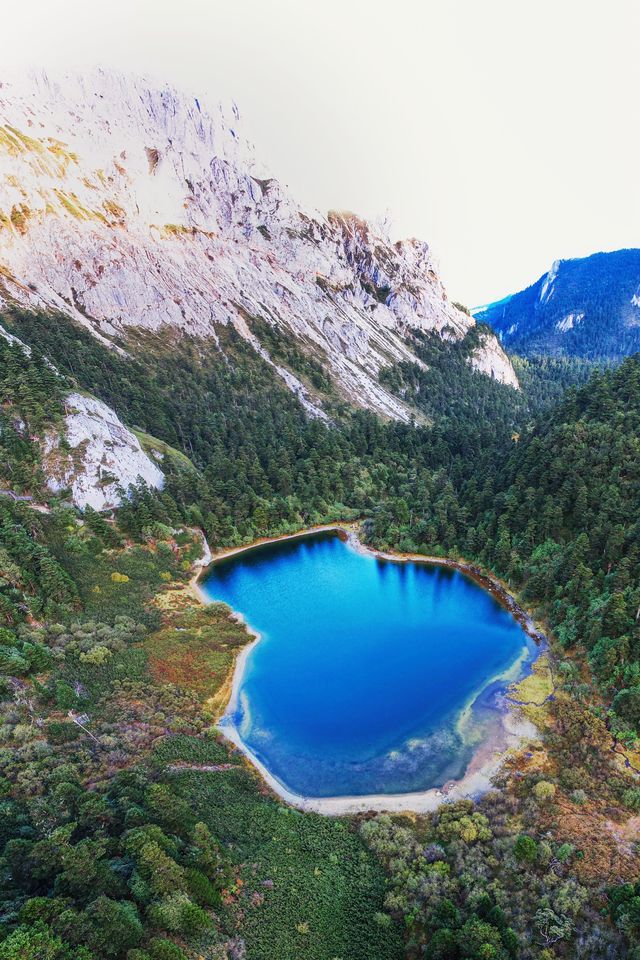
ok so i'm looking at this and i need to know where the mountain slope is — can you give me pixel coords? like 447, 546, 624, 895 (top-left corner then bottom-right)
0, 69, 516, 422
474, 248, 640, 359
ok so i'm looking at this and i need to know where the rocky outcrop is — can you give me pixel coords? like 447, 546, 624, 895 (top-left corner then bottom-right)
469, 330, 519, 387
1, 320, 164, 510
0, 69, 518, 419
43, 392, 164, 511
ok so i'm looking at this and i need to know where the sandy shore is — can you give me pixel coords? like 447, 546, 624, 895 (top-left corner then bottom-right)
198, 523, 544, 815
219, 704, 537, 815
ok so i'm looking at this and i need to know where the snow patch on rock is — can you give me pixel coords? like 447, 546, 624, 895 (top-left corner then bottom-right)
0, 322, 31, 352
539, 260, 560, 304
192, 529, 212, 568
43, 392, 164, 510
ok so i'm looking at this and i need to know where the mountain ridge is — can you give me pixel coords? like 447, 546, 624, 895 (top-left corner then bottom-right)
474, 248, 640, 359
0, 68, 517, 423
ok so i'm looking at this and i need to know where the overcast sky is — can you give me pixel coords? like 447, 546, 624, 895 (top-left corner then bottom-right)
6, 0, 640, 305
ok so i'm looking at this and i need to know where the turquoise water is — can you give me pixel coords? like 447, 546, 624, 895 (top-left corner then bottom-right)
202, 531, 534, 798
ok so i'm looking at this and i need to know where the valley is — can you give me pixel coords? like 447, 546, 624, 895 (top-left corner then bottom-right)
0, 69, 639, 960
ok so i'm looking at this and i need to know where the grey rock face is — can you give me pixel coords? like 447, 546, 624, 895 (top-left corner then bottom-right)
0, 69, 518, 419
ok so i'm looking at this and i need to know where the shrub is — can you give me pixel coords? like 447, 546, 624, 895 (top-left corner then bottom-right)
612, 688, 640, 730
425, 928, 457, 960
533, 781, 557, 803
83, 897, 143, 958
147, 893, 210, 935
148, 940, 189, 960
46, 721, 81, 745
185, 867, 220, 907
436, 802, 491, 844
79, 645, 112, 665
513, 835, 538, 863
12, 724, 37, 744
623, 787, 640, 812
0, 922, 92, 960
55, 681, 79, 710
556, 843, 575, 863
374, 912, 392, 929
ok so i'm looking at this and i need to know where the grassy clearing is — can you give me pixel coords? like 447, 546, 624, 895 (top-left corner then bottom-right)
509, 652, 555, 725
63, 646, 148, 707
132, 428, 195, 469
153, 733, 236, 767
157, 736, 403, 960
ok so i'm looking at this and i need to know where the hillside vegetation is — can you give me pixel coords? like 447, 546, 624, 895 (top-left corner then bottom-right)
366, 358, 640, 958
0, 321, 408, 960
0, 307, 639, 959
475, 249, 640, 360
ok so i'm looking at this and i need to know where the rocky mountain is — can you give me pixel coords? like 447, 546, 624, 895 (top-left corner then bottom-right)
474, 249, 640, 360
0, 69, 517, 425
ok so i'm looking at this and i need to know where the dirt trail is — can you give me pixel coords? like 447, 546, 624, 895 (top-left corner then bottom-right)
0, 489, 51, 513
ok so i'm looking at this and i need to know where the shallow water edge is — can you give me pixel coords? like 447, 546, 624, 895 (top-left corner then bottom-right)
197, 524, 544, 814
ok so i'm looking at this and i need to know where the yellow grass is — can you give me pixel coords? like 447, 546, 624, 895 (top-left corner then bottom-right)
509, 653, 555, 726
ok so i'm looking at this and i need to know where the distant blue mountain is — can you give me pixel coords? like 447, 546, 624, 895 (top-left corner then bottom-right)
474, 249, 640, 359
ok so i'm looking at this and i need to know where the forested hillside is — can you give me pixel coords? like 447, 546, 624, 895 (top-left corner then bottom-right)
1, 305, 639, 960
0, 308, 591, 552
366, 359, 640, 958
0, 324, 404, 960
475, 249, 640, 360
0, 308, 528, 550
371, 356, 640, 731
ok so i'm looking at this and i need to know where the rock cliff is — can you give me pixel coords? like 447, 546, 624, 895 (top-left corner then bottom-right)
0, 69, 518, 419
1, 322, 163, 510
43, 392, 164, 511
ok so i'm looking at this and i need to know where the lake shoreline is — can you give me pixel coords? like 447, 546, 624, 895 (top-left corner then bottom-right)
198, 523, 545, 815
198, 522, 548, 647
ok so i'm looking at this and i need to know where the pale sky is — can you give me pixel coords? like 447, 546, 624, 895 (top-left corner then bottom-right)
5, 0, 640, 305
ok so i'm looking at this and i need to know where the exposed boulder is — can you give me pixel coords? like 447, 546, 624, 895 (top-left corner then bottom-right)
43, 392, 164, 510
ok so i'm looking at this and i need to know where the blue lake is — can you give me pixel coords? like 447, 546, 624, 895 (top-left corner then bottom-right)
202, 531, 534, 798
